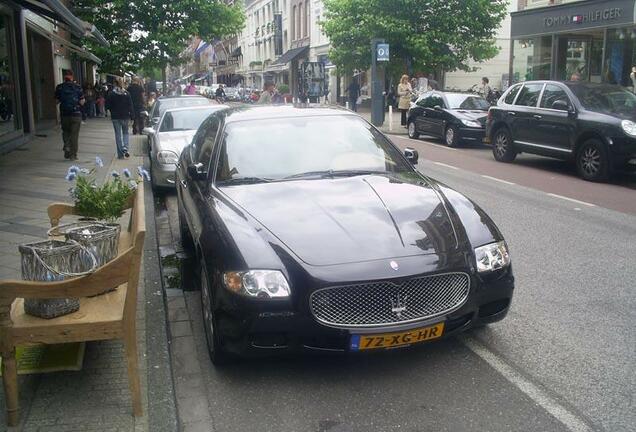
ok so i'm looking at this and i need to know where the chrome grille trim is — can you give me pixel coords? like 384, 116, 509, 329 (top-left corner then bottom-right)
309, 272, 470, 329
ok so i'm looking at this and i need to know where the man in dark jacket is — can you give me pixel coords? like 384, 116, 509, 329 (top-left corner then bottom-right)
106, 78, 134, 159
55, 70, 85, 160
127, 77, 145, 134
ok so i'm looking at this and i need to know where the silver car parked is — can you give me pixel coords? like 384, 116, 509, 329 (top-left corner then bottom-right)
146, 105, 228, 190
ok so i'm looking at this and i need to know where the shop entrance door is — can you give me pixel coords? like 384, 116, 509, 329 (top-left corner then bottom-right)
555, 32, 604, 82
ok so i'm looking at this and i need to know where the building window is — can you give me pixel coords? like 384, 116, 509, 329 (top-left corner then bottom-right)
512, 36, 552, 82
298, 3, 304, 40
0, 12, 20, 137
304, 0, 310, 38
292, 5, 296, 40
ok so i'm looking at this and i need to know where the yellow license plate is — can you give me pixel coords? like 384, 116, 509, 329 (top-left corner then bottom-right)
350, 322, 445, 351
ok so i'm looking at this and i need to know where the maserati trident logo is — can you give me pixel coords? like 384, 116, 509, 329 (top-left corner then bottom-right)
390, 260, 399, 271
391, 293, 407, 318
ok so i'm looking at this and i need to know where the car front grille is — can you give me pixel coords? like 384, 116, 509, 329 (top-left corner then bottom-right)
309, 272, 470, 328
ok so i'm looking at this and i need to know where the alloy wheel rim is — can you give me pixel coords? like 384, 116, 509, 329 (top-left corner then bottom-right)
408, 122, 415, 137
201, 273, 214, 353
446, 128, 454, 145
581, 146, 600, 176
495, 133, 507, 157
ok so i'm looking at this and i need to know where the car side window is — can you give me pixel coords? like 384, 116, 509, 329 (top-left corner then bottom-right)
540, 85, 571, 110
504, 84, 522, 105
430, 95, 444, 108
515, 84, 543, 107
416, 96, 429, 107
197, 117, 221, 170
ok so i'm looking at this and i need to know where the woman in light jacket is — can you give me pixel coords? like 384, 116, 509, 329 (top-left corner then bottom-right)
397, 74, 413, 126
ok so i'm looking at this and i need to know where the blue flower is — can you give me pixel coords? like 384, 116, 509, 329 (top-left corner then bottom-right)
80, 168, 90, 174
95, 156, 104, 167
137, 166, 144, 177
123, 168, 131, 178
65, 171, 77, 181
68, 165, 80, 174
111, 170, 120, 178
141, 169, 151, 181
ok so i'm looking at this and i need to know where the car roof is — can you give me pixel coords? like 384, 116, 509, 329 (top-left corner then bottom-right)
162, 104, 226, 114
157, 95, 207, 100
219, 105, 356, 123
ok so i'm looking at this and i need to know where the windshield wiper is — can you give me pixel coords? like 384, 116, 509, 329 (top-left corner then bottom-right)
217, 176, 272, 185
283, 169, 388, 180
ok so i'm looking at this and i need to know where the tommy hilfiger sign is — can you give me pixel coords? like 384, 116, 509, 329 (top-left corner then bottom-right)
544, 7, 623, 28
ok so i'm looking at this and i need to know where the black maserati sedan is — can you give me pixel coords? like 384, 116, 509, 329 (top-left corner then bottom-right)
407, 91, 490, 147
486, 80, 636, 181
176, 105, 514, 364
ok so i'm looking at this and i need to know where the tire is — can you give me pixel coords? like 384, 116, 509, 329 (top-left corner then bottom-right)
407, 121, 419, 139
492, 128, 517, 162
200, 262, 229, 365
445, 125, 460, 147
178, 201, 195, 252
576, 139, 609, 182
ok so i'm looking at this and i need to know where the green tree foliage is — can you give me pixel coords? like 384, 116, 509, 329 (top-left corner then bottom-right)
322, 0, 508, 76
75, 0, 245, 78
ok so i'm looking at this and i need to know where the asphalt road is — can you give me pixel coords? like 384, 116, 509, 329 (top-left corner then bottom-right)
165, 134, 635, 432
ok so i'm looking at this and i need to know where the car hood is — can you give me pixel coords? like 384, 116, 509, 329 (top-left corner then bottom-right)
221, 174, 459, 266
451, 109, 489, 125
156, 130, 197, 154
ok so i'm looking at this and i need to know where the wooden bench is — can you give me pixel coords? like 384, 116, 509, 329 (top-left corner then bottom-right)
0, 184, 146, 426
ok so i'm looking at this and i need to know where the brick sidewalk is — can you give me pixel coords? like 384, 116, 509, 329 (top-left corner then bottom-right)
0, 118, 176, 431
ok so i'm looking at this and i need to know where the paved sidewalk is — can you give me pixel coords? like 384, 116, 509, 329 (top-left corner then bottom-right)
357, 109, 408, 136
0, 119, 176, 431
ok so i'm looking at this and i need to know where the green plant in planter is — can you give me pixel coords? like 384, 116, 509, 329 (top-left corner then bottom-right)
65, 157, 150, 223
277, 84, 290, 95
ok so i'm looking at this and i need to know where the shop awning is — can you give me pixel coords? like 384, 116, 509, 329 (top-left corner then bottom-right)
271, 46, 308, 66
15, 0, 109, 46
26, 18, 101, 64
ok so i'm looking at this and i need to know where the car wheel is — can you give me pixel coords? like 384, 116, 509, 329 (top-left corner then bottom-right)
445, 125, 460, 147
178, 201, 195, 252
200, 262, 228, 365
407, 121, 419, 139
576, 139, 609, 182
492, 128, 516, 162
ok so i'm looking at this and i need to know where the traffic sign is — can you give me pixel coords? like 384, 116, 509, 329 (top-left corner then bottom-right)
376, 44, 390, 62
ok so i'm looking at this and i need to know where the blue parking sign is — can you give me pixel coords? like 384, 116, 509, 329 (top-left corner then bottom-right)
376, 44, 390, 62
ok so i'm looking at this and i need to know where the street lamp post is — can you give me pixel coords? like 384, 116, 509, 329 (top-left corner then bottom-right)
371, 38, 387, 126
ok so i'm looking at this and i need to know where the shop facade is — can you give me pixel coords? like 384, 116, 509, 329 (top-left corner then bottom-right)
510, 0, 636, 86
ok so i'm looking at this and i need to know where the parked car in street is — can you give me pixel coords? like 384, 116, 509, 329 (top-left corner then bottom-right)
407, 91, 490, 147
146, 105, 227, 190
223, 87, 241, 101
176, 105, 514, 364
486, 80, 636, 181
147, 95, 210, 127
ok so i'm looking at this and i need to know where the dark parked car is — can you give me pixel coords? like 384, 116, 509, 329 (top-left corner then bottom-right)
407, 91, 490, 147
486, 80, 636, 181
177, 105, 514, 364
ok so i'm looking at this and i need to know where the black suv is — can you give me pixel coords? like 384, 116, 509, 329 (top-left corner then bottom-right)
486, 80, 636, 181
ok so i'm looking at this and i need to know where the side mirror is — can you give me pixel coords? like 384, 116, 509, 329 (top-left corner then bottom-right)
433, 105, 442, 111
551, 100, 570, 111
142, 127, 155, 135
140, 111, 149, 118
151, 117, 159, 125
404, 147, 419, 164
187, 162, 207, 180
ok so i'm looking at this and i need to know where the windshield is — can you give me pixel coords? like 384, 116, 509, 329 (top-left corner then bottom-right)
567, 84, 636, 116
154, 98, 208, 118
445, 94, 490, 110
159, 108, 217, 132
216, 116, 413, 182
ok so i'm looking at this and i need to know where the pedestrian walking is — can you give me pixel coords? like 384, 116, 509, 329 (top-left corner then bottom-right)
84, 83, 97, 118
55, 70, 85, 160
215, 84, 226, 102
397, 74, 413, 126
257, 82, 275, 104
185, 80, 197, 95
630, 65, 636, 93
127, 77, 145, 134
106, 78, 134, 159
346, 78, 360, 112
147, 92, 156, 110
479, 77, 492, 99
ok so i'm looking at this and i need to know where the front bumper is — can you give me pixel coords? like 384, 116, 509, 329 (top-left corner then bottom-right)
151, 161, 177, 188
609, 136, 636, 173
458, 127, 486, 143
212, 267, 514, 357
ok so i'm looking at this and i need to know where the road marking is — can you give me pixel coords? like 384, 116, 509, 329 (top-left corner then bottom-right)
481, 175, 515, 185
462, 336, 593, 432
547, 193, 596, 207
433, 162, 459, 170
404, 137, 459, 152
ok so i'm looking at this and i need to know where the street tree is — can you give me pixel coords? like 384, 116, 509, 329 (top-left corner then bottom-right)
322, 0, 508, 79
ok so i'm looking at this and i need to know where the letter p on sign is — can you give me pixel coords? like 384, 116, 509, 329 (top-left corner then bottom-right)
377, 44, 390, 62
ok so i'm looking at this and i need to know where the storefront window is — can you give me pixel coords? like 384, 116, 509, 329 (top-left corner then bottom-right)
604, 27, 636, 87
555, 31, 604, 82
0, 12, 20, 137
512, 36, 552, 83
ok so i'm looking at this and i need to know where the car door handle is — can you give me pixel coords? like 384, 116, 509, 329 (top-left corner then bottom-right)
533, 115, 542, 120
180, 180, 187, 188
507, 112, 516, 116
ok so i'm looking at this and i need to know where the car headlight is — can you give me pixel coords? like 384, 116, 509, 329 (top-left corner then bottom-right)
223, 270, 291, 298
461, 119, 482, 128
621, 120, 636, 137
157, 150, 179, 164
475, 241, 510, 273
